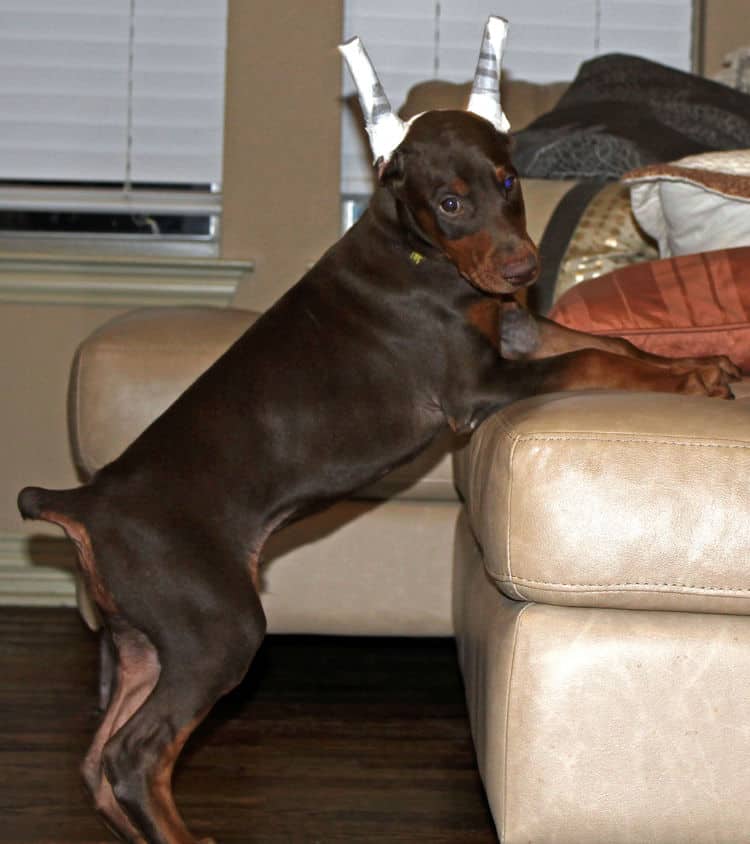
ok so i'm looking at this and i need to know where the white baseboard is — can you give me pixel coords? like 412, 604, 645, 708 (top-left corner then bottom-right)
0, 533, 77, 606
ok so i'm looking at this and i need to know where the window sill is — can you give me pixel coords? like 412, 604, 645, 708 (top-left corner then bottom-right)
0, 252, 253, 307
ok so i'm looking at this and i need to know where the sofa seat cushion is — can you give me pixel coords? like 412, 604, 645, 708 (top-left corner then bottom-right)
453, 511, 750, 844
70, 306, 458, 501
454, 390, 750, 614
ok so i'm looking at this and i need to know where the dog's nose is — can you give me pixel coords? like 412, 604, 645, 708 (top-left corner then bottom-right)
501, 252, 539, 287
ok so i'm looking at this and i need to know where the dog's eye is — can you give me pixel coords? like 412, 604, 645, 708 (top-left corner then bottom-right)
439, 195, 462, 215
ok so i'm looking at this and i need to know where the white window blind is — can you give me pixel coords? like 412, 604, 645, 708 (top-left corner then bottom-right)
0, 0, 227, 229
342, 0, 694, 195
130, 0, 227, 185
0, 2, 130, 183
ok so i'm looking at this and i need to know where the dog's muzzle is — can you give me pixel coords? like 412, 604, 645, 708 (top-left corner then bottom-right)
501, 252, 539, 288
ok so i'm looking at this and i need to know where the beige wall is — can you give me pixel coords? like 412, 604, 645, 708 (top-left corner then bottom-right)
221, 0, 342, 311
3, 0, 343, 538
3, 305, 124, 535
700, 0, 750, 75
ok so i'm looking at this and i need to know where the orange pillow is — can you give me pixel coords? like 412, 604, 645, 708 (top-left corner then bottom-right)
548, 247, 750, 373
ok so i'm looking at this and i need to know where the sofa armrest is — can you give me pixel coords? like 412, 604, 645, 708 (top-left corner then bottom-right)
68, 305, 460, 501
454, 389, 750, 614
69, 306, 257, 478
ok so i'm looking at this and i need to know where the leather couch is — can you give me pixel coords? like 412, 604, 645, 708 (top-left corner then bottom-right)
69, 305, 750, 842
453, 389, 750, 842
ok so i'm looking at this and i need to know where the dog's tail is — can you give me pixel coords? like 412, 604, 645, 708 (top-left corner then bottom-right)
19, 484, 113, 626
18, 485, 86, 524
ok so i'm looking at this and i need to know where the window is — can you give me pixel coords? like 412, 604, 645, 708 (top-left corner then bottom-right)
341, 0, 695, 224
0, 0, 228, 256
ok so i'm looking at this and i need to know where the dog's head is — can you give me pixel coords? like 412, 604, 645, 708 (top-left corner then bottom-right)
340, 17, 538, 295
379, 111, 538, 294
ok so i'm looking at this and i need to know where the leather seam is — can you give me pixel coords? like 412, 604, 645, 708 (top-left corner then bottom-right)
502, 603, 531, 841
517, 433, 750, 449
88, 345, 230, 354
504, 433, 525, 600
493, 413, 522, 441
72, 346, 95, 476
497, 577, 750, 594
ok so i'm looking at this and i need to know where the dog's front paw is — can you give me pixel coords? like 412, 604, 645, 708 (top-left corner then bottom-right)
671, 354, 742, 383
678, 364, 736, 399
499, 307, 540, 359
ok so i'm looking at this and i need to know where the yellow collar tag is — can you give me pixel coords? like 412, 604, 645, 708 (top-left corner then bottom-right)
409, 250, 425, 265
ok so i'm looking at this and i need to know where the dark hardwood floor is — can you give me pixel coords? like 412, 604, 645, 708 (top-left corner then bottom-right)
0, 608, 496, 843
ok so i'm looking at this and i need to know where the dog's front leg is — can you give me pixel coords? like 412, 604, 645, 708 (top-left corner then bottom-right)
500, 310, 742, 387
473, 347, 737, 417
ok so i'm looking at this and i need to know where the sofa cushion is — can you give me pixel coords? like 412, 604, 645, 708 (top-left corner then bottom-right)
454, 390, 750, 614
453, 511, 750, 844
624, 149, 750, 257
69, 306, 458, 501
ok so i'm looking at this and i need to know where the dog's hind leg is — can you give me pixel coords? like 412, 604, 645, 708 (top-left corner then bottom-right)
19, 485, 267, 842
82, 623, 161, 843
101, 588, 266, 844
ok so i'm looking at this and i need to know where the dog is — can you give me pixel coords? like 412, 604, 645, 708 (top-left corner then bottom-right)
17, 19, 739, 844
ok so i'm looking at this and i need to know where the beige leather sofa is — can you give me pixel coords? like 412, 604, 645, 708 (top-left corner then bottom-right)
70, 305, 750, 843
453, 390, 750, 843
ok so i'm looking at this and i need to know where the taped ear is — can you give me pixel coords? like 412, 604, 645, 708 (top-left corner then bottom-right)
467, 16, 511, 133
339, 36, 408, 166
340, 16, 512, 174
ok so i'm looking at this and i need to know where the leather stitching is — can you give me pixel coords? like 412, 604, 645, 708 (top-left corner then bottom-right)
72, 346, 95, 476
488, 429, 750, 597
502, 603, 531, 841
504, 434, 525, 601
517, 433, 750, 449
498, 576, 750, 593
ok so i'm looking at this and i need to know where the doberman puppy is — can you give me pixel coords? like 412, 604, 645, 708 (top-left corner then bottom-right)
18, 100, 739, 844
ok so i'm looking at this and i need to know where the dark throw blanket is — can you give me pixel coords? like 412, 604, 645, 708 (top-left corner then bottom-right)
513, 53, 750, 180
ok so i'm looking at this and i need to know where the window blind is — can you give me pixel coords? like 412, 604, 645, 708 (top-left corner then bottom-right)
342, 0, 694, 195
0, 2, 130, 183
130, 0, 227, 185
0, 0, 227, 212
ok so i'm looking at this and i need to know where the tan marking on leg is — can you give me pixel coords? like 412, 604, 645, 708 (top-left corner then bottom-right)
82, 629, 161, 843
148, 710, 213, 844
40, 510, 118, 616
465, 298, 501, 348
248, 511, 294, 592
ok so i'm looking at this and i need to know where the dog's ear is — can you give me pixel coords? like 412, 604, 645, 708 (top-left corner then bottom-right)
377, 149, 405, 187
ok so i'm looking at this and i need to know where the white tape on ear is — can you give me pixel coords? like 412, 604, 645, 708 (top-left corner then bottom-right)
467, 16, 511, 134
339, 36, 408, 164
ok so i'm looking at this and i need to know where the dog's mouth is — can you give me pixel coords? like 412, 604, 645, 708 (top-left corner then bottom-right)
444, 238, 540, 294
500, 254, 539, 289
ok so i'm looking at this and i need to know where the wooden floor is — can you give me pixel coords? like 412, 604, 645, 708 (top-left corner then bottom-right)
0, 608, 496, 843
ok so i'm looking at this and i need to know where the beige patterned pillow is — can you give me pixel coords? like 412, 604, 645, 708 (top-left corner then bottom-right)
554, 182, 658, 300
